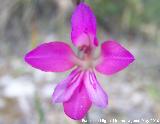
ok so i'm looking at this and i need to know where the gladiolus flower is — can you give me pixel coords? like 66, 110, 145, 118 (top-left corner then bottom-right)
24, 2, 135, 120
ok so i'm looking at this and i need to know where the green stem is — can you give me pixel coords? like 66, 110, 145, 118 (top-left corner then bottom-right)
73, 0, 85, 5
81, 113, 90, 124
35, 95, 45, 124
85, 113, 90, 124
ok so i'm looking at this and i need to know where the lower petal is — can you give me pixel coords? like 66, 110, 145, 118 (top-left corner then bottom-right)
84, 70, 108, 107
52, 68, 83, 103
63, 83, 92, 120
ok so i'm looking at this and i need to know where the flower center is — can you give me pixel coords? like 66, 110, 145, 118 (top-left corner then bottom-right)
77, 45, 95, 70
82, 58, 93, 69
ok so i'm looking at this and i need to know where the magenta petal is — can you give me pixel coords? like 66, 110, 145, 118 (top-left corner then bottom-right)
63, 83, 92, 120
71, 2, 98, 47
95, 40, 135, 75
52, 68, 84, 103
84, 70, 108, 107
25, 42, 77, 72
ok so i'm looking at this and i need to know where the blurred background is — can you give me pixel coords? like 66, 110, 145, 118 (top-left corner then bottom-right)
0, 0, 160, 124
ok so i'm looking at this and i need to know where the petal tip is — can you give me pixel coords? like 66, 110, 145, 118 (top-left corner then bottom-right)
78, 2, 90, 8
24, 52, 32, 65
63, 109, 84, 120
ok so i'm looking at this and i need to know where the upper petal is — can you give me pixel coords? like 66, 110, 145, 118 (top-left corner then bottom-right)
95, 40, 135, 75
25, 42, 77, 72
63, 82, 92, 120
52, 68, 84, 103
71, 2, 98, 48
84, 70, 108, 107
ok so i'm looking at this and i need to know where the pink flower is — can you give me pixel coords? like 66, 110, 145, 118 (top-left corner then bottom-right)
24, 2, 135, 120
